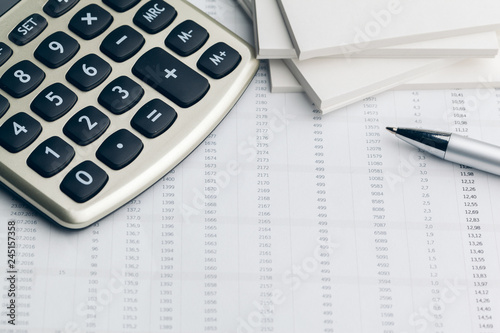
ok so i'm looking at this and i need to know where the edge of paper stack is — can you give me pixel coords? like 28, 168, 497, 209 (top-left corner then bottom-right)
244, 0, 500, 114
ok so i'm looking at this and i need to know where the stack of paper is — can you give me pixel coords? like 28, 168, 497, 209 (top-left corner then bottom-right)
242, 0, 500, 114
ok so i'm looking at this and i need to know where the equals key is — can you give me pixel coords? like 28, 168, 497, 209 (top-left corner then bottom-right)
100, 25, 145, 62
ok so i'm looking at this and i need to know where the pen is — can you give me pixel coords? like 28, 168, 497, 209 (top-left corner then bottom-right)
386, 127, 500, 176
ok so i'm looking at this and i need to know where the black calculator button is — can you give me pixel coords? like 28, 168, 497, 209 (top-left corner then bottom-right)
66, 54, 112, 91
98, 76, 144, 114
27, 136, 75, 178
44, 0, 80, 18
31, 83, 77, 121
132, 47, 209, 108
63, 106, 110, 146
96, 129, 143, 170
60, 161, 108, 203
0, 112, 42, 153
131, 99, 177, 138
0, 94, 9, 118
35, 32, 80, 69
0, 60, 45, 98
103, 0, 141, 12
100, 25, 145, 62
0, 0, 20, 18
133, 0, 177, 34
0, 42, 13, 67
165, 20, 209, 57
69, 4, 113, 40
9, 14, 48, 46
197, 42, 241, 79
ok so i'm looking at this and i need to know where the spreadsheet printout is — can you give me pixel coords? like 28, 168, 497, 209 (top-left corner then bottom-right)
2, 0, 500, 332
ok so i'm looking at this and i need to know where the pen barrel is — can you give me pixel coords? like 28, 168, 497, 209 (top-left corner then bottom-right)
445, 134, 500, 176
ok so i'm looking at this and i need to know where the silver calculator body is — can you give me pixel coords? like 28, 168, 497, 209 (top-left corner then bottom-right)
0, 0, 259, 229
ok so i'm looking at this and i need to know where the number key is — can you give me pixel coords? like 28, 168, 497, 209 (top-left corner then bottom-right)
0, 94, 9, 118
0, 112, 42, 153
27, 136, 75, 177
60, 161, 108, 203
31, 83, 78, 121
98, 76, 144, 114
0, 42, 13, 67
35, 32, 80, 69
63, 106, 110, 145
43, 0, 80, 18
0, 60, 45, 98
66, 54, 111, 91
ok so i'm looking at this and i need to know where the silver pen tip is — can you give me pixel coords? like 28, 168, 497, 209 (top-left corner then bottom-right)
385, 127, 397, 134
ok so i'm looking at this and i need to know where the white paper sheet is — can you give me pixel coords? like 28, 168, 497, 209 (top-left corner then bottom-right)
278, 0, 500, 59
255, 0, 499, 59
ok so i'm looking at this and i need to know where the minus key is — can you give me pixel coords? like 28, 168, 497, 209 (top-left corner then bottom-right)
100, 25, 145, 62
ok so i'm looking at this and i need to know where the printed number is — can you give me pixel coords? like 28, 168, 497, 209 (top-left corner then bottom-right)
78, 115, 98, 131
112, 86, 129, 100
82, 64, 97, 77
13, 122, 27, 135
14, 70, 31, 84
75, 170, 93, 185
45, 91, 63, 106
49, 41, 64, 54
45, 146, 61, 159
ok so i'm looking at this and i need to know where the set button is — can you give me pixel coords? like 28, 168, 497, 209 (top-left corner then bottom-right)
9, 14, 48, 46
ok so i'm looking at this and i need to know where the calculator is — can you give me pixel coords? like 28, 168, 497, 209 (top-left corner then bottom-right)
0, 0, 259, 229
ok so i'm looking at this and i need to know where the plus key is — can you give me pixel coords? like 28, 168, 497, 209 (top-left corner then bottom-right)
132, 47, 209, 108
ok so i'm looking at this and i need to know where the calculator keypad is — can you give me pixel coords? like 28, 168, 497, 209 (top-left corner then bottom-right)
103, 0, 141, 13
100, 25, 145, 62
133, 0, 177, 34
63, 106, 110, 146
60, 161, 108, 203
98, 76, 144, 114
66, 54, 112, 91
0, 94, 9, 118
31, 83, 78, 121
27, 136, 75, 178
0, 60, 45, 98
131, 99, 177, 138
133, 47, 210, 108
43, 0, 80, 18
197, 42, 241, 79
0, 0, 258, 228
96, 129, 143, 170
0, 42, 13, 67
9, 14, 48, 46
34, 32, 80, 69
165, 20, 209, 56
69, 4, 113, 40
0, 112, 42, 153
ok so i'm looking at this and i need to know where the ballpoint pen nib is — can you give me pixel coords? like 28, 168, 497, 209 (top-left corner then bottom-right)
385, 127, 397, 134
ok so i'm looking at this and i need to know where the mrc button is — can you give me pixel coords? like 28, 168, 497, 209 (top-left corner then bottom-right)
133, 0, 177, 34
9, 14, 48, 46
